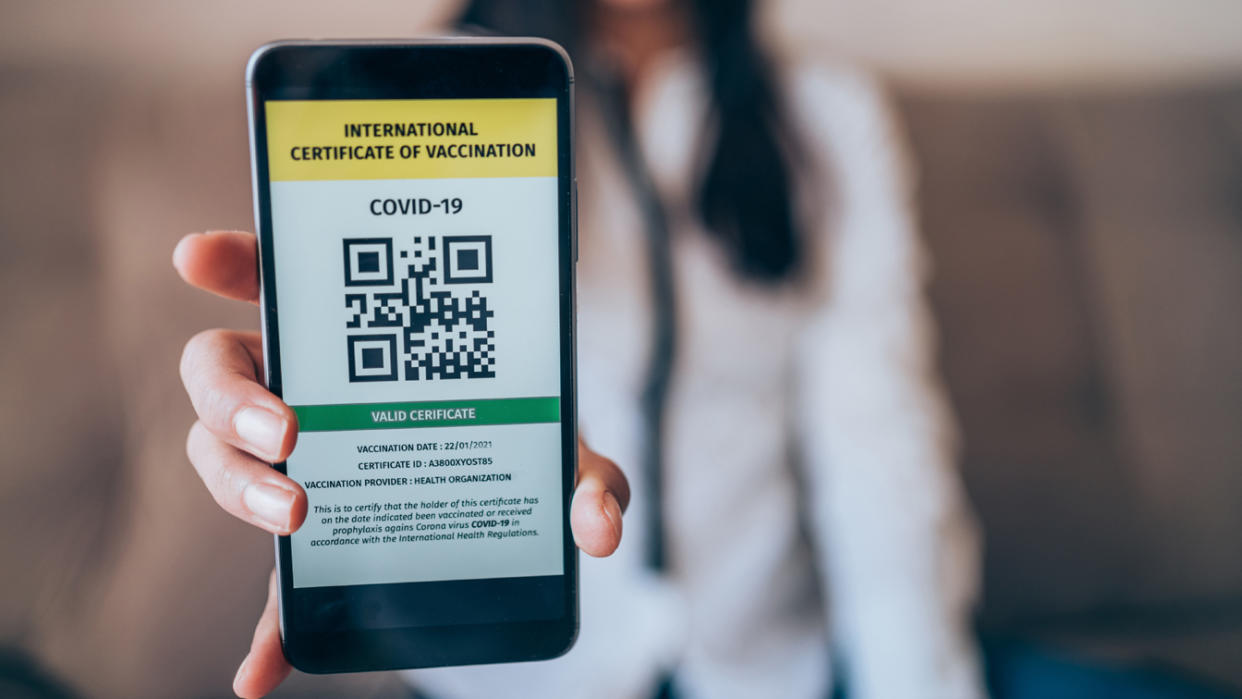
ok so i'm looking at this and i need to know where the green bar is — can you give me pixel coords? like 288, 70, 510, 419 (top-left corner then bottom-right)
292, 396, 560, 432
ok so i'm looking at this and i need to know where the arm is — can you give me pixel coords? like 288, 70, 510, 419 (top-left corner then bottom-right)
791, 71, 985, 699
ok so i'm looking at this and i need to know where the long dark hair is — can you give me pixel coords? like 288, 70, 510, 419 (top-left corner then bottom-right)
458, 0, 803, 282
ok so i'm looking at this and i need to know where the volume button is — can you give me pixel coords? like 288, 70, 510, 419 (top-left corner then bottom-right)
572, 178, 579, 262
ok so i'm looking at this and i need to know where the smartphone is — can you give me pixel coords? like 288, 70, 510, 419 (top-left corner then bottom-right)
245, 39, 577, 673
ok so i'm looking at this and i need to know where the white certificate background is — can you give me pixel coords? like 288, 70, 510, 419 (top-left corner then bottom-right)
268, 175, 565, 588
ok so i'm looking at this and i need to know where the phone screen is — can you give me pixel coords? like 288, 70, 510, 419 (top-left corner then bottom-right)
250, 44, 575, 644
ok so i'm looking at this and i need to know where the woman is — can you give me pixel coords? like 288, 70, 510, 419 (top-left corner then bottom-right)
175, 0, 983, 697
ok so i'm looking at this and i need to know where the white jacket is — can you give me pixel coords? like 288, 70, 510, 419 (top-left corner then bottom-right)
408, 53, 984, 699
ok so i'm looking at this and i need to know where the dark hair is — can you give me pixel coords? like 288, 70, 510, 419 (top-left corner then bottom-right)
458, 0, 802, 282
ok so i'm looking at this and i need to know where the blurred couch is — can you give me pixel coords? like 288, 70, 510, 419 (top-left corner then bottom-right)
903, 85, 1242, 688
1, 62, 1240, 696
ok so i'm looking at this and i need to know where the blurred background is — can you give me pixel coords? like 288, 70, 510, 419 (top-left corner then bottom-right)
2, 0, 1241, 697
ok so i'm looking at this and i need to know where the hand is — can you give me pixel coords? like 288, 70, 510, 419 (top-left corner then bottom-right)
174, 230, 629, 698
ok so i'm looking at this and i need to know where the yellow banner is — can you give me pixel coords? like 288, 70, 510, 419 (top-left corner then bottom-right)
265, 98, 557, 181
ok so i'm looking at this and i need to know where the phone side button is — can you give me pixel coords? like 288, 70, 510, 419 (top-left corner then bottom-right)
572, 178, 579, 263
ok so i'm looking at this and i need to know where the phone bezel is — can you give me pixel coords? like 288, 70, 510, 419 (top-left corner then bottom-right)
245, 39, 578, 673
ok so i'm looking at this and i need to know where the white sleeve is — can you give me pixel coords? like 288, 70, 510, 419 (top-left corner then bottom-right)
791, 68, 986, 699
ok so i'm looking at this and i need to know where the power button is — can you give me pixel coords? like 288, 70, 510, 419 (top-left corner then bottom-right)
572, 178, 579, 262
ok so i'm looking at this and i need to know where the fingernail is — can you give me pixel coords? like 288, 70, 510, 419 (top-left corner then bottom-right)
172, 233, 197, 268
234, 407, 286, 460
244, 482, 296, 532
233, 654, 251, 690
602, 491, 622, 541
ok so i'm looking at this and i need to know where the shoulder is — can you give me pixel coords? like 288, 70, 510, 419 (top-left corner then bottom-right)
768, 54, 916, 210
773, 56, 908, 175
782, 57, 891, 123
768, 57, 925, 294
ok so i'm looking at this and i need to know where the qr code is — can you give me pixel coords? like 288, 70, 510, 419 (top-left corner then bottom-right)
343, 235, 495, 382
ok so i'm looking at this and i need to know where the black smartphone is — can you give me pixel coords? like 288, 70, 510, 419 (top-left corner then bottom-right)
245, 39, 577, 673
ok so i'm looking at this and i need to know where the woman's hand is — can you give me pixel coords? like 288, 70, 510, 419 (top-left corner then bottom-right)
174, 230, 629, 698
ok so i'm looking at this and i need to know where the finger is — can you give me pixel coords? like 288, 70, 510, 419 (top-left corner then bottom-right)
173, 230, 261, 304
571, 439, 629, 558
180, 328, 297, 463
187, 421, 307, 535
234, 570, 292, 699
